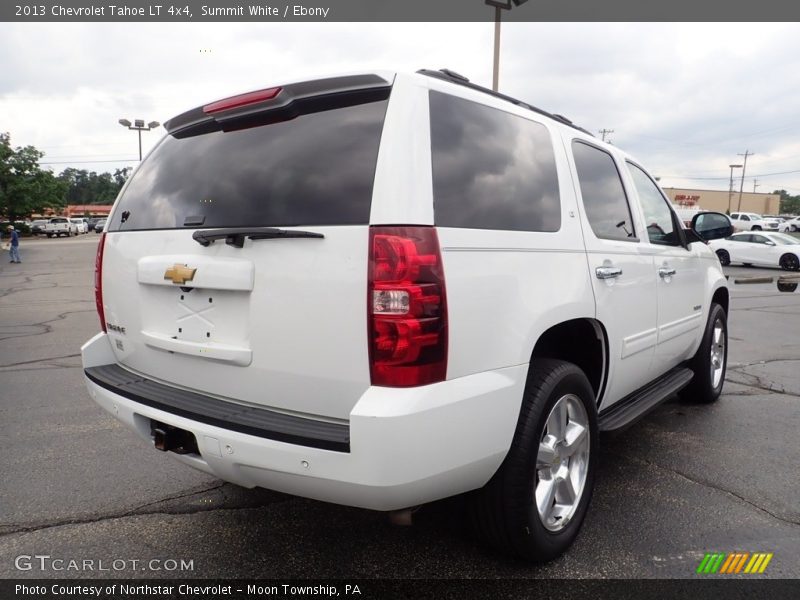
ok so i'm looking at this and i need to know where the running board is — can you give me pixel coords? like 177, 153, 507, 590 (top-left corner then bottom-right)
599, 367, 694, 432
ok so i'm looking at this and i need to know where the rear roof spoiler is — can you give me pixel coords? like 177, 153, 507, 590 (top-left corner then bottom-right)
164, 74, 392, 137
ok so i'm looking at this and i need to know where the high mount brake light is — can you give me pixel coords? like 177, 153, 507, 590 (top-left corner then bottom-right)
95, 232, 106, 333
203, 87, 282, 114
368, 226, 448, 387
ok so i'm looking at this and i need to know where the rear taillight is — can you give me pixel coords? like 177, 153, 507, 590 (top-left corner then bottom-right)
368, 226, 447, 387
203, 87, 282, 114
95, 233, 106, 333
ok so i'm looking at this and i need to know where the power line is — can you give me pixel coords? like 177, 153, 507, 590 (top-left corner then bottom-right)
661, 168, 800, 181
599, 128, 614, 142
40, 158, 138, 165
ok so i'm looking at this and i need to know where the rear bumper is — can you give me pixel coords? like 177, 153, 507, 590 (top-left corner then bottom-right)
81, 333, 526, 511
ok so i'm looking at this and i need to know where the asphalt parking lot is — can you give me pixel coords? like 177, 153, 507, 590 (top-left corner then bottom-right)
0, 234, 798, 580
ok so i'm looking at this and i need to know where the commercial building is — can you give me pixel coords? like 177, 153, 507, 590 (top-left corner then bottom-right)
662, 187, 780, 216
63, 204, 113, 218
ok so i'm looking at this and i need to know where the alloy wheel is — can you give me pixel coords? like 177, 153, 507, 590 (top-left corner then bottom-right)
535, 394, 590, 532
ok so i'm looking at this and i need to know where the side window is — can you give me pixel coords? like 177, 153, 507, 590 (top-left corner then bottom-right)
571, 141, 635, 241
751, 235, 769, 244
742, 215, 751, 221
730, 235, 750, 243
731, 213, 740, 220
429, 91, 561, 232
626, 162, 680, 246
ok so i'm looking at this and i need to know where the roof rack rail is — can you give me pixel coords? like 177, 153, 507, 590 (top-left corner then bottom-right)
416, 68, 594, 137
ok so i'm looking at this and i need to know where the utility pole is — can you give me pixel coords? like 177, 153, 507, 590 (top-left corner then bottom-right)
728, 164, 742, 214
753, 179, 759, 193
736, 150, 754, 212
599, 128, 614, 143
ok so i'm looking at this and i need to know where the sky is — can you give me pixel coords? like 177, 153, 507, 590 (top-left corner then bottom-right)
2, 22, 800, 195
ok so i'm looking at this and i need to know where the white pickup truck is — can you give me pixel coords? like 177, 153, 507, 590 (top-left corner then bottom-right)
730, 212, 780, 232
44, 217, 75, 237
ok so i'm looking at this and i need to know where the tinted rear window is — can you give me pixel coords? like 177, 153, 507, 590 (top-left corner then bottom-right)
429, 91, 560, 232
109, 98, 389, 231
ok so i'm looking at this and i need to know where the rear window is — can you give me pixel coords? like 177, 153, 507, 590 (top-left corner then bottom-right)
429, 91, 561, 232
109, 97, 389, 231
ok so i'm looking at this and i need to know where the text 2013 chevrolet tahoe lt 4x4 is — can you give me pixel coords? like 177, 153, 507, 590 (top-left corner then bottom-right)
82, 70, 734, 560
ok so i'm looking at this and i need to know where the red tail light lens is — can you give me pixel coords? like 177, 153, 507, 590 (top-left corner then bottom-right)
203, 87, 282, 114
368, 226, 447, 387
95, 233, 106, 332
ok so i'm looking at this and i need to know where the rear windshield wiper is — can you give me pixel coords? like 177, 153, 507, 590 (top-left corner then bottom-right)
192, 227, 324, 248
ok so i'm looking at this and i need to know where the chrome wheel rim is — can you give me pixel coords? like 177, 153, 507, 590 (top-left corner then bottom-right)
535, 394, 590, 532
710, 318, 726, 388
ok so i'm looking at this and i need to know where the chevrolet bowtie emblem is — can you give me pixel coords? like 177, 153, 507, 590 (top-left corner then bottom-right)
164, 264, 197, 285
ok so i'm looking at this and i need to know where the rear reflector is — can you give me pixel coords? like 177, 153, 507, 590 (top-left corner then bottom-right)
368, 227, 447, 387
203, 87, 282, 114
95, 232, 107, 333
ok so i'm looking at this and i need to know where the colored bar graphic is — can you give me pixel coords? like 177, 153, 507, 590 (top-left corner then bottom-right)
696, 552, 772, 574
711, 553, 725, 573
734, 552, 749, 573
758, 553, 774, 573
719, 553, 736, 573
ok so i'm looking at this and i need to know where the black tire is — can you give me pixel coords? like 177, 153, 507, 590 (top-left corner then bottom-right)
751, 226, 762, 231
779, 253, 800, 271
470, 359, 598, 561
791, 225, 798, 233
681, 303, 727, 404
743, 263, 753, 267
716, 249, 730, 266
47, 233, 53, 238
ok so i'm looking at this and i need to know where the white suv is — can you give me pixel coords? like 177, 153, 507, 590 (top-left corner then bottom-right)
82, 70, 733, 561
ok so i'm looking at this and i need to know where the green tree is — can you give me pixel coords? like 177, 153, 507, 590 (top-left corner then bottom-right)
772, 189, 800, 215
58, 167, 130, 204
0, 132, 66, 220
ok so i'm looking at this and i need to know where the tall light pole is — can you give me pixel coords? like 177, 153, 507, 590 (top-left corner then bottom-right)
728, 164, 742, 214
485, 0, 529, 92
118, 118, 160, 161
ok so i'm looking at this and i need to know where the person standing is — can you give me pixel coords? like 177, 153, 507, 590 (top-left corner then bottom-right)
6, 225, 21, 263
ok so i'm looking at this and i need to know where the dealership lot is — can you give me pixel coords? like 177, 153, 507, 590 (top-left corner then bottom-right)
0, 236, 798, 578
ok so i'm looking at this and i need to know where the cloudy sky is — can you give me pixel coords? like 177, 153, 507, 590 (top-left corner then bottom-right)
2, 22, 799, 194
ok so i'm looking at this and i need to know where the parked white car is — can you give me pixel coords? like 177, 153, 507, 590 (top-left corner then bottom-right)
729, 212, 780, 232
710, 231, 800, 271
69, 218, 88, 234
82, 69, 733, 561
778, 216, 800, 233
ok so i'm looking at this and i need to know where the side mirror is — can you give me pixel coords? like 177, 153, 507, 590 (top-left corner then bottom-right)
691, 212, 734, 242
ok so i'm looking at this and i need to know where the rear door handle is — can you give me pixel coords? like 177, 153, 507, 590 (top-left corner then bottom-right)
596, 266, 623, 280
659, 267, 676, 278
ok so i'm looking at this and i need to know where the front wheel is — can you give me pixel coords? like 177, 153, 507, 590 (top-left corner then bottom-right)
681, 303, 727, 404
470, 359, 598, 561
751, 225, 762, 231
716, 249, 730, 266
780, 253, 800, 271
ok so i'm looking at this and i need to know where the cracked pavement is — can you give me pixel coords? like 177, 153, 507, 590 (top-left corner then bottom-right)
0, 237, 798, 579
